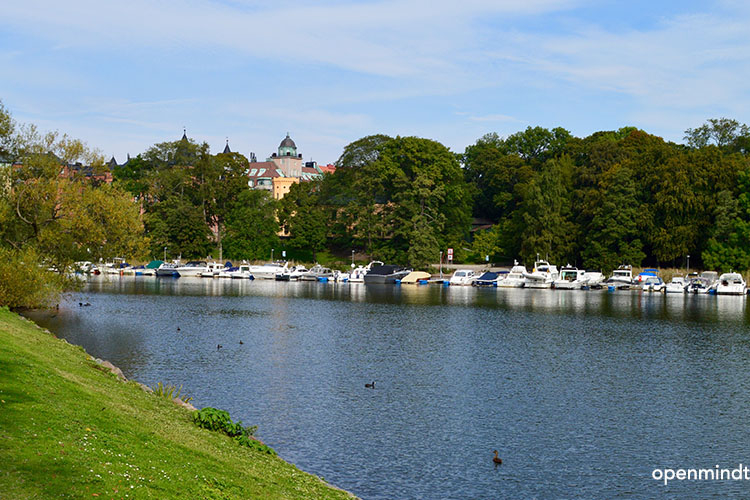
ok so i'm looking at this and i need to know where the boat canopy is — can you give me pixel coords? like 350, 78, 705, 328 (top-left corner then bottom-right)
476, 272, 500, 282
368, 264, 404, 275
401, 271, 431, 284
146, 260, 164, 269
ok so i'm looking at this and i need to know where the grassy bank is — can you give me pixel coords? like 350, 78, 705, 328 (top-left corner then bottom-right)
0, 308, 355, 499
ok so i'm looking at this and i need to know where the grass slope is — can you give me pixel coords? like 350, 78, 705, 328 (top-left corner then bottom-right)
0, 308, 355, 499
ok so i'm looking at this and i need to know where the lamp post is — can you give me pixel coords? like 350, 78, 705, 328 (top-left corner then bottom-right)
687, 254, 690, 274
439, 251, 443, 279
271, 248, 274, 263
164, 246, 167, 262
351, 249, 355, 269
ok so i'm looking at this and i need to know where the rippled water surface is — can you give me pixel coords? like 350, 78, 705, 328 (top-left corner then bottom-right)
27, 276, 750, 499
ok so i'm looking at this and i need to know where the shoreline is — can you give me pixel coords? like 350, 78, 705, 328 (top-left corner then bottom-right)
0, 307, 357, 499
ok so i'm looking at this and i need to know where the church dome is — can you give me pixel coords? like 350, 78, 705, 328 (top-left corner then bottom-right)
279, 133, 296, 149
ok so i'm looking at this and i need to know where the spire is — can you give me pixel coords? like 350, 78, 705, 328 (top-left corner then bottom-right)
223, 137, 231, 154
181, 127, 188, 142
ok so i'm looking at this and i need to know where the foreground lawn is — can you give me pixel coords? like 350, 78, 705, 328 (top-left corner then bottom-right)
0, 307, 355, 499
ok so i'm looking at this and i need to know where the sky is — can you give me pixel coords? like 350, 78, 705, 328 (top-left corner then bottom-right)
1, 0, 749, 165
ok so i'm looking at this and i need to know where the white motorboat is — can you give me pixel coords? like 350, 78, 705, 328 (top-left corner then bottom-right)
664, 276, 687, 294
300, 264, 335, 281
606, 265, 633, 289
248, 262, 286, 279
172, 261, 210, 277
523, 260, 559, 289
199, 262, 225, 278
498, 263, 527, 288
449, 269, 477, 286
155, 262, 180, 277
686, 271, 717, 294
229, 264, 254, 279
276, 265, 308, 281
716, 272, 746, 295
582, 271, 605, 288
642, 275, 665, 292
553, 266, 586, 290
472, 271, 503, 287
349, 261, 384, 283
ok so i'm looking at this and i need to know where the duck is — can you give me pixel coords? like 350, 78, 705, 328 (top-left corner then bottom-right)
217, 344, 223, 350
492, 450, 502, 465
239, 340, 244, 345
365, 381, 375, 388
176, 327, 181, 332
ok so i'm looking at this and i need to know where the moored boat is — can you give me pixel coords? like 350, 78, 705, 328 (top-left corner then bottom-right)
400, 271, 431, 284
553, 266, 586, 290
449, 269, 477, 286
174, 261, 210, 277
715, 272, 746, 295
362, 264, 410, 284
155, 262, 180, 277
473, 271, 502, 287
664, 276, 687, 294
523, 260, 559, 289
498, 263, 527, 288
349, 261, 384, 283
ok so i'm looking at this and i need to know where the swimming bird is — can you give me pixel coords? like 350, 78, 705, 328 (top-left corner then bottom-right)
217, 344, 223, 350
492, 450, 502, 465
176, 327, 181, 331
239, 340, 244, 345
365, 381, 375, 388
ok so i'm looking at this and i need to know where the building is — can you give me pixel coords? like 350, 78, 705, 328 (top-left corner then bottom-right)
246, 134, 330, 200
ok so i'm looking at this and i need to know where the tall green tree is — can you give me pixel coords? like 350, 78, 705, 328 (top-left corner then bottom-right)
223, 189, 279, 261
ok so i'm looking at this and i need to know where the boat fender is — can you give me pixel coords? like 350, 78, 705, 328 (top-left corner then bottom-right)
395, 279, 401, 285
443, 281, 450, 287
608, 285, 615, 292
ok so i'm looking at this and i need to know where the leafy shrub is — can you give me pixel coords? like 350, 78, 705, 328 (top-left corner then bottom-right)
193, 407, 274, 455
153, 382, 193, 403
0, 247, 66, 309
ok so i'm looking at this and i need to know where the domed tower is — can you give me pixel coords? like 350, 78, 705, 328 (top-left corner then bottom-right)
278, 133, 297, 157
269, 132, 302, 178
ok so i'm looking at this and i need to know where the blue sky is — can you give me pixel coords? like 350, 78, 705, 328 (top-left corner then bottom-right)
1, 0, 748, 164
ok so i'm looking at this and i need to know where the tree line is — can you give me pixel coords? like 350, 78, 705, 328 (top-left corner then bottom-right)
2, 96, 750, 306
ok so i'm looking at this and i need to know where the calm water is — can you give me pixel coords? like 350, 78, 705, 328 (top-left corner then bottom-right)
27, 276, 750, 499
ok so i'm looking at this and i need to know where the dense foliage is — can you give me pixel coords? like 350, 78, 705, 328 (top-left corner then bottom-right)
463, 125, 750, 272
0, 101, 148, 307
4, 95, 750, 286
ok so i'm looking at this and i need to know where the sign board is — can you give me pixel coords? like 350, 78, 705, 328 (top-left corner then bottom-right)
447, 248, 453, 262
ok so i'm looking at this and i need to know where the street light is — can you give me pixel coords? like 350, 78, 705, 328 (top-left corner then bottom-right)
164, 246, 167, 262
439, 251, 443, 278
687, 254, 690, 274
351, 249, 355, 269
271, 248, 274, 263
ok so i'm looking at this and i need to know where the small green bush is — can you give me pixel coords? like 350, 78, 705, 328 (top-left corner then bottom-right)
0, 247, 66, 309
193, 407, 274, 455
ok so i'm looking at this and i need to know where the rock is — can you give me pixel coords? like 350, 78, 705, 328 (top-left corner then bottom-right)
173, 397, 197, 411
137, 382, 154, 394
99, 360, 126, 381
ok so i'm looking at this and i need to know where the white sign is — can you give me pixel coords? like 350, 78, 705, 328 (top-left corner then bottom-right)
447, 248, 453, 261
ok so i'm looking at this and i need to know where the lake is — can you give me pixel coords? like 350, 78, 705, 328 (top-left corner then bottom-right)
26, 276, 750, 499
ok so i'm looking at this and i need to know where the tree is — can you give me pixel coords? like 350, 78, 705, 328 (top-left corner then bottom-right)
472, 225, 504, 262
145, 197, 213, 259
702, 170, 750, 272
281, 181, 328, 262
581, 165, 645, 272
684, 118, 750, 150
512, 157, 576, 265
222, 189, 279, 261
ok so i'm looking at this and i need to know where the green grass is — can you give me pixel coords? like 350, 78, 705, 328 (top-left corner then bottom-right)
0, 307, 356, 499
